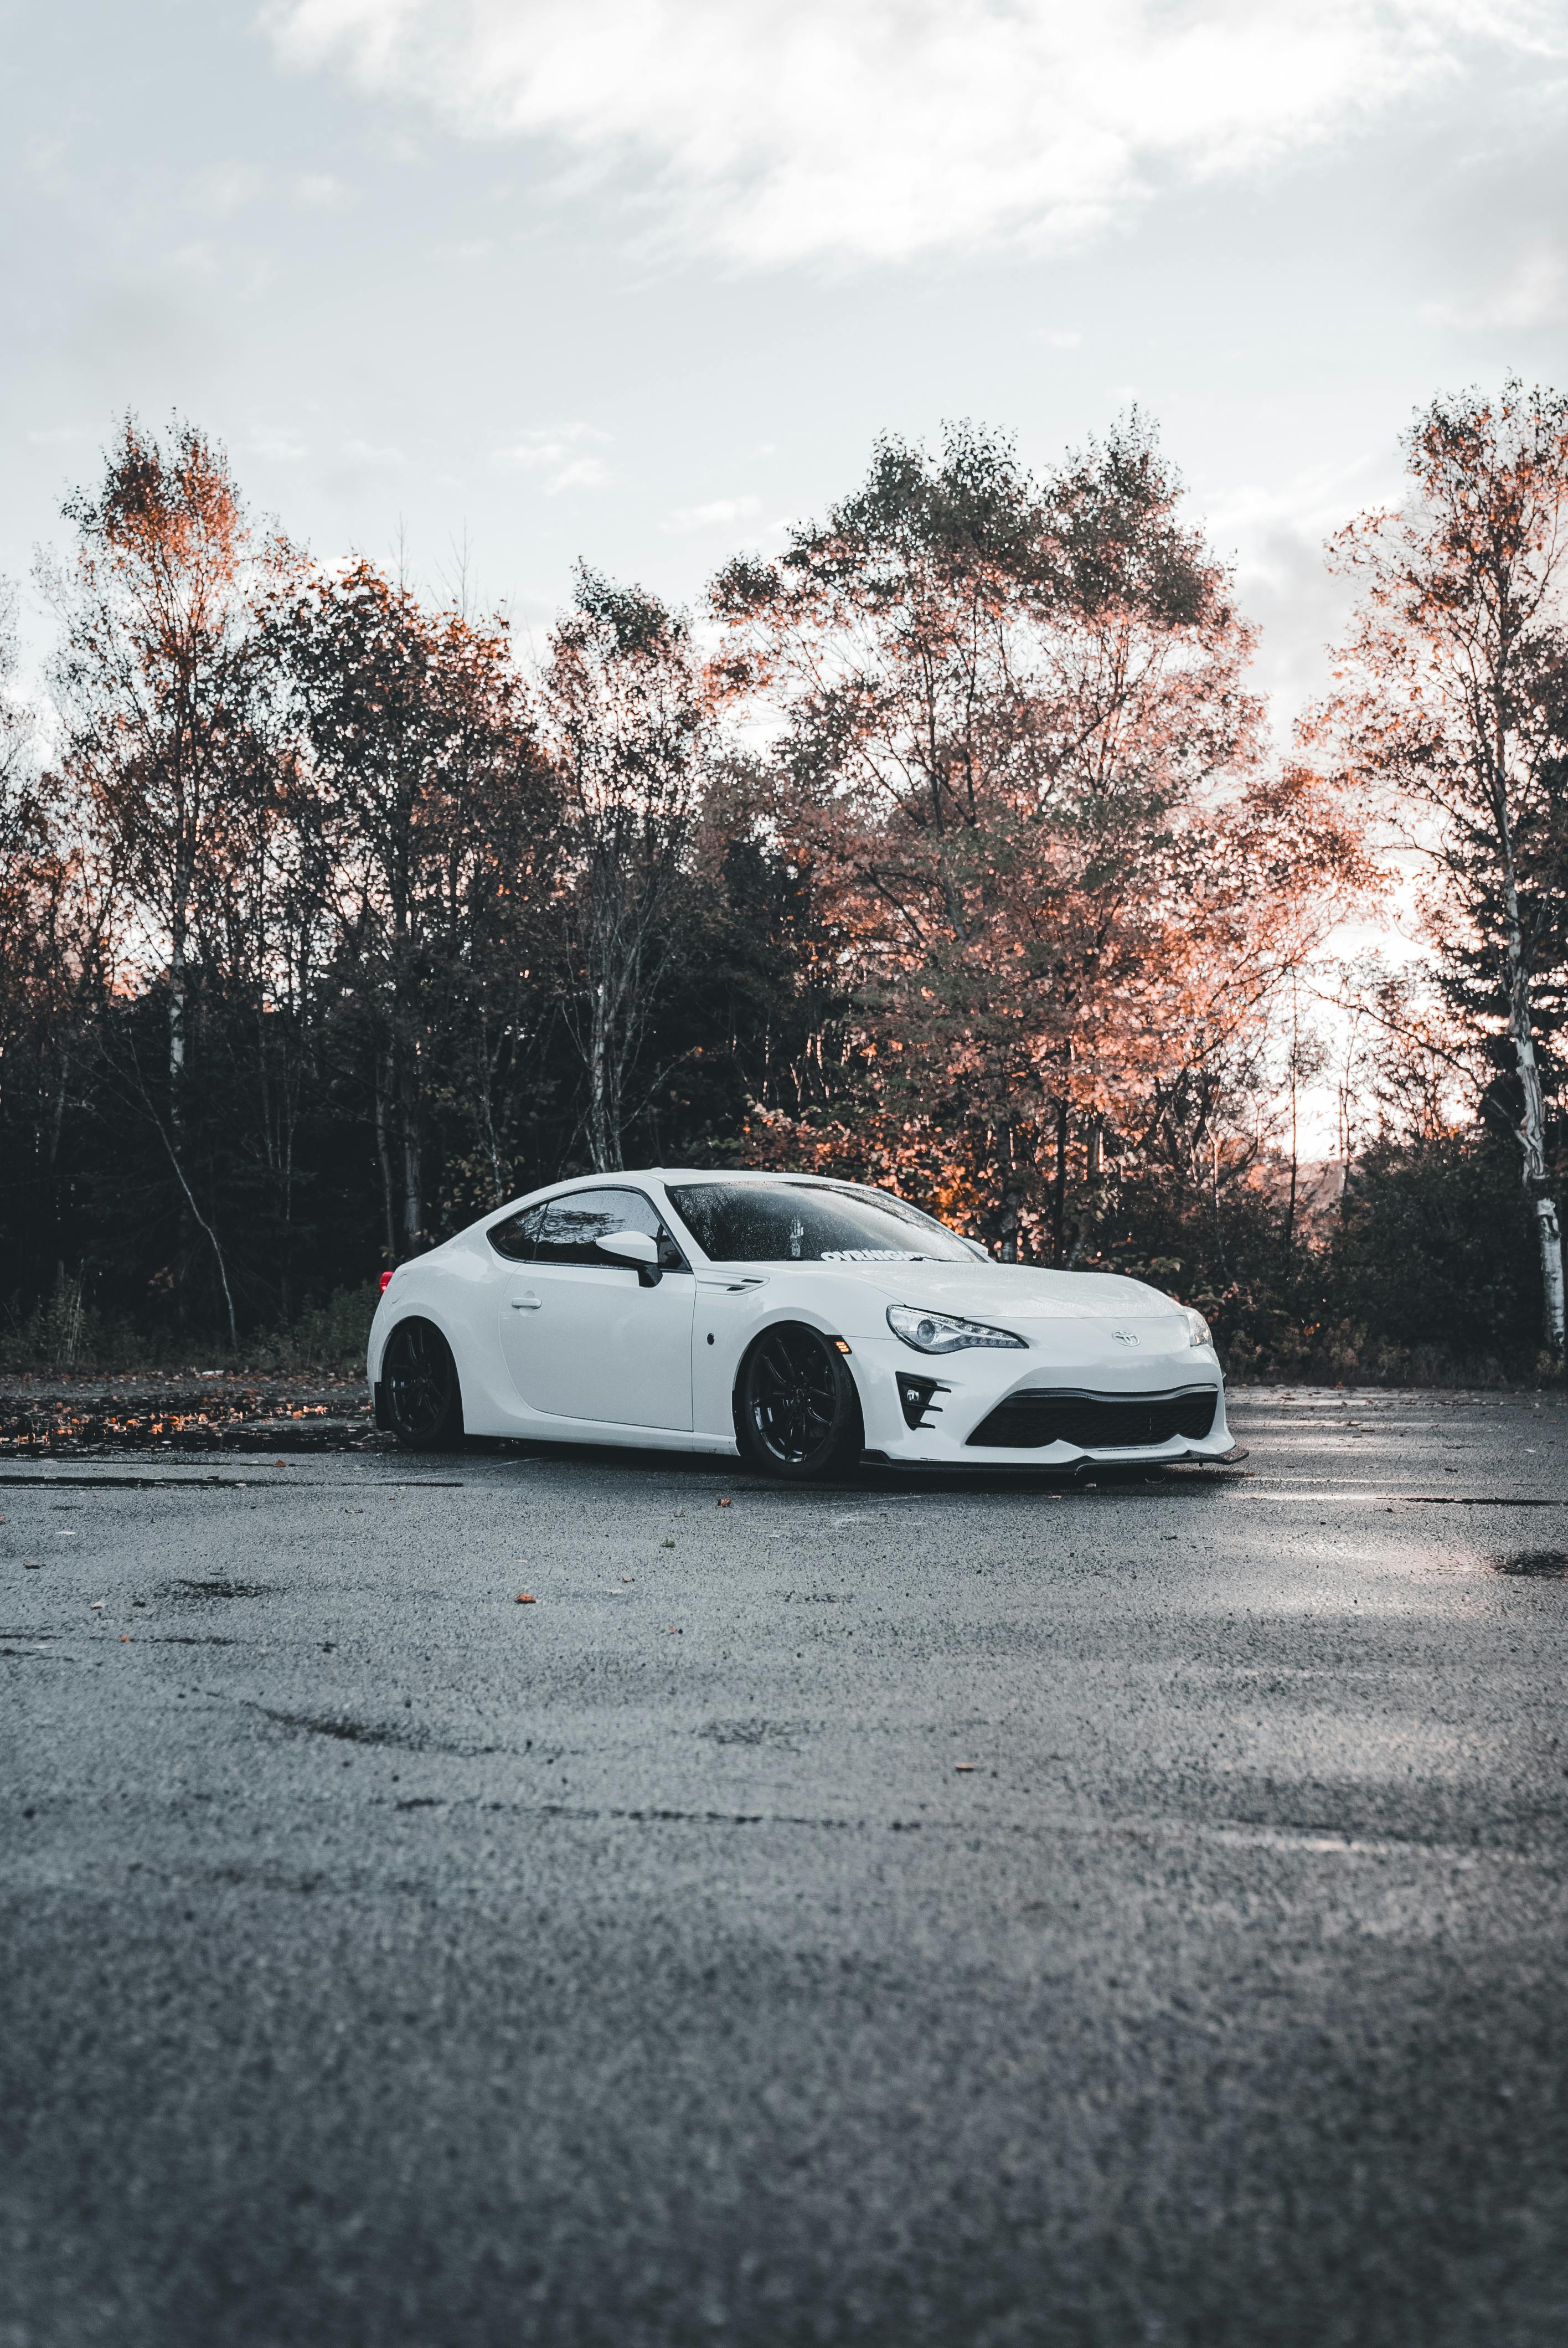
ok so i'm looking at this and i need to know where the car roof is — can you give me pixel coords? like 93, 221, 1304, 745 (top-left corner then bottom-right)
478, 1167, 882, 1224
647, 1170, 847, 1184
519, 1169, 854, 1190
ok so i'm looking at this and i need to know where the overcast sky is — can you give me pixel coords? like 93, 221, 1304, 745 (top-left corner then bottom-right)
4, 0, 1567, 735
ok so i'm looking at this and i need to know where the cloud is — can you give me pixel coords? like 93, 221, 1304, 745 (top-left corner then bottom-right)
295, 170, 352, 206
263, 2, 1560, 267
196, 164, 265, 217
491, 424, 611, 492
1199, 457, 1396, 735
166, 241, 221, 278
1422, 240, 1568, 328
663, 494, 762, 534
1201, 456, 1389, 554
544, 456, 611, 492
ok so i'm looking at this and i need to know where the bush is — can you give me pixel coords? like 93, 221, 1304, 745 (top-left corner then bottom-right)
250, 1284, 381, 1374
1326, 1131, 1540, 1360
0, 1271, 142, 1374
0, 1274, 380, 1378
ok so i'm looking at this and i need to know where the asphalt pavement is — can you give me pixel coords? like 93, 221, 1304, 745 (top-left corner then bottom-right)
3, 1387, 1567, 2347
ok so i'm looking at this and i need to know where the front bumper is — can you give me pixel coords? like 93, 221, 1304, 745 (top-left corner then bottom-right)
852, 1336, 1233, 1470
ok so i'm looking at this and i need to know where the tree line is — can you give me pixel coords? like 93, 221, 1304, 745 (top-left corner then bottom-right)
4, 388, 1568, 1371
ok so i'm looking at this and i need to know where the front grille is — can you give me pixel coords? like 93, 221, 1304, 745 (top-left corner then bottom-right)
967, 1386, 1218, 1451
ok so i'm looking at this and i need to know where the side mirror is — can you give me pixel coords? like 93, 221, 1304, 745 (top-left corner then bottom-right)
597, 1228, 659, 1268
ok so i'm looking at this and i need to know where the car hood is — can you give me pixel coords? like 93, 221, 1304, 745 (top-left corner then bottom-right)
833, 1259, 1187, 1331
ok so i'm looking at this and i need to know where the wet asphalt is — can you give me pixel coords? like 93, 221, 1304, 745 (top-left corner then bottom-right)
3, 1387, 1567, 2348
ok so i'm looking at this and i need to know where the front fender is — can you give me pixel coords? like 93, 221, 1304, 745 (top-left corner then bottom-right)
693, 1285, 870, 1441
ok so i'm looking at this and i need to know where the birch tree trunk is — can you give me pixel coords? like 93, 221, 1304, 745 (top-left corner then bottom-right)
1503, 858, 1566, 1352
373, 1064, 397, 1269
587, 980, 618, 1172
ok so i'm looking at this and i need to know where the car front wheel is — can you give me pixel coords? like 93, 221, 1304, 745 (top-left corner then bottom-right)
736, 1323, 864, 1482
380, 1319, 465, 1451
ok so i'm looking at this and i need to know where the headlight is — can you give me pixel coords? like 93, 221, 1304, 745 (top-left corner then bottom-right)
1183, 1306, 1213, 1348
887, 1304, 1027, 1355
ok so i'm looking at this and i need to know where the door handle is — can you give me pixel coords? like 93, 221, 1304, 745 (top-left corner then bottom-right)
510, 1292, 542, 1311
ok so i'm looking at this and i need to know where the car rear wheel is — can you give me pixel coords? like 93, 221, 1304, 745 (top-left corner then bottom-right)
736, 1324, 864, 1482
381, 1319, 465, 1451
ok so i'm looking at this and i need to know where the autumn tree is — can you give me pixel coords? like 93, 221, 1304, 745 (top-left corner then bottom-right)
0, 585, 82, 1252
713, 421, 1361, 1259
47, 418, 285, 1108
1313, 381, 1568, 1352
270, 559, 559, 1261
0, 579, 31, 795
543, 569, 710, 1171
35, 420, 296, 1340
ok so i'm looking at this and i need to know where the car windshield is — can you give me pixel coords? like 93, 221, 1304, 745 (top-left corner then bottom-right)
666, 1181, 977, 1265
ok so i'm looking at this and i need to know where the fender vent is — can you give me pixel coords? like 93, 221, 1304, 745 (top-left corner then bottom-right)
896, 1373, 945, 1429
967, 1386, 1218, 1450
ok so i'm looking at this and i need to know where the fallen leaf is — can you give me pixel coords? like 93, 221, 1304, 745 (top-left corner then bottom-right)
516, 1593, 537, 1604
24, 1561, 40, 1570
954, 1762, 976, 1772
662, 1538, 675, 1549
120, 1635, 130, 1643
718, 1497, 733, 1508
90, 1600, 105, 1610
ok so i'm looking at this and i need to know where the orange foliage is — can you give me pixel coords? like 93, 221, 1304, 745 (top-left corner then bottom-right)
712, 422, 1369, 1250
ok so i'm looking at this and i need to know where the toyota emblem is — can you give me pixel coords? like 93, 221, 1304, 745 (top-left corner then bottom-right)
1111, 1329, 1140, 1345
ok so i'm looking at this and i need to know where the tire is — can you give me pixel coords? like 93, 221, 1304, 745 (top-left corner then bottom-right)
736, 1323, 865, 1482
380, 1319, 465, 1451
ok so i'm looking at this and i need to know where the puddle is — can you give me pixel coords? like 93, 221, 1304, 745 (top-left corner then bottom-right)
1402, 1495, 1564, 1508
257, 1704, 498, 1757
698, 1719, 803, 1749
158, 1579, 277, 1600
264, 1709, 408, 1745
1492, 1550, 1568, 1579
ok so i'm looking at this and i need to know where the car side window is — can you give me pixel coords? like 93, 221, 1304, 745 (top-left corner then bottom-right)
488, 1206, 544, 1261
500, 1187, 690, 1271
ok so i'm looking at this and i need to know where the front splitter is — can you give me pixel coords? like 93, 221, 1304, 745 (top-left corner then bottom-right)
859, 1443, 1250, 1475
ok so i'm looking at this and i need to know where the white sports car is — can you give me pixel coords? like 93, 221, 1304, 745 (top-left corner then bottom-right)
368, 1168, 1235, 1480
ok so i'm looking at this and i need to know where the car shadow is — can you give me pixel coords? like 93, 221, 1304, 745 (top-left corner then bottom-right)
448, 1434, 1249, 1502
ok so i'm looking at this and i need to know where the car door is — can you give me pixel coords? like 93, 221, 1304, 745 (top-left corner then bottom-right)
493, 1186, 695, 1430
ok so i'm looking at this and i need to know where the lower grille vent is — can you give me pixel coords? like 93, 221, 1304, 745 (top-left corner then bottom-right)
967, 1386, 1218, 1451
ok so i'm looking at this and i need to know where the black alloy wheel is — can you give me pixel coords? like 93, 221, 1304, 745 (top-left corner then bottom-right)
381, 1319, 465, 1451
737, 1323, 864, 1482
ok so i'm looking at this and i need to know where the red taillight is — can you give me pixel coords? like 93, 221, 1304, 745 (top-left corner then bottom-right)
379, 1270, 394, 1294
